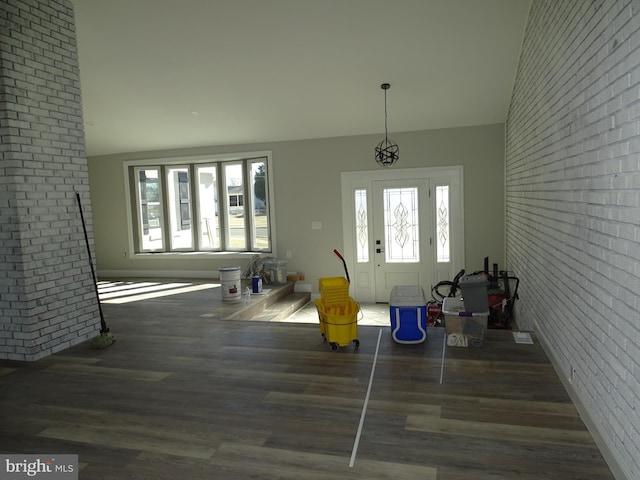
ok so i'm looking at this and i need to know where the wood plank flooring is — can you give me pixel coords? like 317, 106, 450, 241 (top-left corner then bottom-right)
0, 282, 615, 479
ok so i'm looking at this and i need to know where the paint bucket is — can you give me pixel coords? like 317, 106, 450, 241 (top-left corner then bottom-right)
219, 266, 241, 302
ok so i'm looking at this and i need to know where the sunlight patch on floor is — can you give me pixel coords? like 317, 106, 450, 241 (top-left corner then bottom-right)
98, 281, 219, 304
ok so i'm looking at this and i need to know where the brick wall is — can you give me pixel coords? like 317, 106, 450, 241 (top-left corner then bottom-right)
0, 0, 101, 360
506, 1, 640, 478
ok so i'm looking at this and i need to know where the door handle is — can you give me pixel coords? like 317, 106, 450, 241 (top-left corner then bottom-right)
376, 248, 384, 253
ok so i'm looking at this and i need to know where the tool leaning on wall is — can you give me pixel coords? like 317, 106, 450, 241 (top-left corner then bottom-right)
76, 191, 116, 350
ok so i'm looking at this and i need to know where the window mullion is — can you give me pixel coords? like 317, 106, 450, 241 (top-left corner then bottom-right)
217, 162, 227, 250
243, 159, 252, 250
188, 164, 198, 251
159, 165, 169, 251
129, 167, 142, 253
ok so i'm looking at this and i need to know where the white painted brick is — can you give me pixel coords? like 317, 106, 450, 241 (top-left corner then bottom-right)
4, 353, 26, 361
0, 0, 100, 361
506, 1, 640, 478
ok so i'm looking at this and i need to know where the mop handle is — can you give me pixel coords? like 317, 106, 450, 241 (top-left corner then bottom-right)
333, 249, 350, 284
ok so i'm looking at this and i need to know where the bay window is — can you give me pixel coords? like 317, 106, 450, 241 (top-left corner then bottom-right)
128, 153, 272, 254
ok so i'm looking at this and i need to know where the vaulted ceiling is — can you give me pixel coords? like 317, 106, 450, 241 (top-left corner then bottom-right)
72, 0, 531, 157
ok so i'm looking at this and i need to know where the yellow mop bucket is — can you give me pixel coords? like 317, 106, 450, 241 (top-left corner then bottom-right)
314, 297, 360, 351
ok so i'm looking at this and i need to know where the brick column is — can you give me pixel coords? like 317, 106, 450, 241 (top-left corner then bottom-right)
0, 0, 101, 360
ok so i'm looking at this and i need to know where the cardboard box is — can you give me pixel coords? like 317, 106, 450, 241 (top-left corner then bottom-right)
442, 297, 489, 347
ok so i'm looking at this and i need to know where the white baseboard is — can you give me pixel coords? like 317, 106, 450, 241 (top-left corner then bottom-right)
534, 324, 632, 480
98, 269, 220, 280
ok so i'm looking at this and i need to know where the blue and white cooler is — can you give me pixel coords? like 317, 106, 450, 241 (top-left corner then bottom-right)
389, 285, 428, 344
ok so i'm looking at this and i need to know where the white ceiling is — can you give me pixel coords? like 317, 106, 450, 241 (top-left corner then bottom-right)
72, 0, 531, 157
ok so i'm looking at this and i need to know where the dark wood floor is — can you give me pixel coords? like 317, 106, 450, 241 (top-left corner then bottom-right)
0, 282, 615, 479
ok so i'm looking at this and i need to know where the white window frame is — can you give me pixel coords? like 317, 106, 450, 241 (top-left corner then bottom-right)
123, 151, 275, 258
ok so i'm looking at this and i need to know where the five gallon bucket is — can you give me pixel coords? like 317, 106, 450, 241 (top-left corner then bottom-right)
219, 266, 241, 302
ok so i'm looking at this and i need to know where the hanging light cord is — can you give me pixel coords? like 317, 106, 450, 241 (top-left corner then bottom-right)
383, 86, 389, 141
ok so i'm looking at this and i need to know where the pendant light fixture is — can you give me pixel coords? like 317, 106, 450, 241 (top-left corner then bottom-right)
374, 82, 399, 167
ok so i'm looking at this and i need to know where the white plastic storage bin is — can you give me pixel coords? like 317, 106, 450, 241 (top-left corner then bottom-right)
442, 297, 489, 347
389, 286, 427, 344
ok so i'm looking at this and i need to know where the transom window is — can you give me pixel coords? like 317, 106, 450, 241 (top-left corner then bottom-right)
128, 154, 272, 254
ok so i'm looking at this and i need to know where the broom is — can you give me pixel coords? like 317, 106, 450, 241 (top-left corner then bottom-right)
76, 192, 115, 349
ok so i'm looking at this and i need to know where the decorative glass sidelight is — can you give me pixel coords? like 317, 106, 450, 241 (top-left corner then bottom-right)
383, 187, 419, 262
355, 189, 369, 262
436, 185, 450, 262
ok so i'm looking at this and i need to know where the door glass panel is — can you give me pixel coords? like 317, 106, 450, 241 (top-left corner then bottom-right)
355, 189, 369, 262
250, 160, 270, 250
383, 187, 419, 263
436, 185, 450, 262
167, 167, 193, 249
196, 165, 220, 249
137, 168, 164, 251
224, 163, 246, 249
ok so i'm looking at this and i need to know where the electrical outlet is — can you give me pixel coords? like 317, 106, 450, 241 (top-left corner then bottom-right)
286, 250, 292, 259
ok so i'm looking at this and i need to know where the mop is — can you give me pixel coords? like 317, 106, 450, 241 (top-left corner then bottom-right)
76, 192, 115, 349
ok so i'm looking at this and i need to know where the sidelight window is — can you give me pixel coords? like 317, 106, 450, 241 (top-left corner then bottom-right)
355, 189, 369, 263
436, 185, 450, 262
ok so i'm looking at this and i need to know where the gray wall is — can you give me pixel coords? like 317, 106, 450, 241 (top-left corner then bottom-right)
506, 1, 639, 479
0, 0, 101, 361
88, 123, 506, 288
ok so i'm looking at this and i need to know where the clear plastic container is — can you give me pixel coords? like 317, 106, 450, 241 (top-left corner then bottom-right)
442, 297, 489, 347
265, 259, 287, 284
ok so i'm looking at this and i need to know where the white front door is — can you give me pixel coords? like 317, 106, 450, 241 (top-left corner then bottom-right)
372, 179, 430, 302
341, 167, 464, 304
